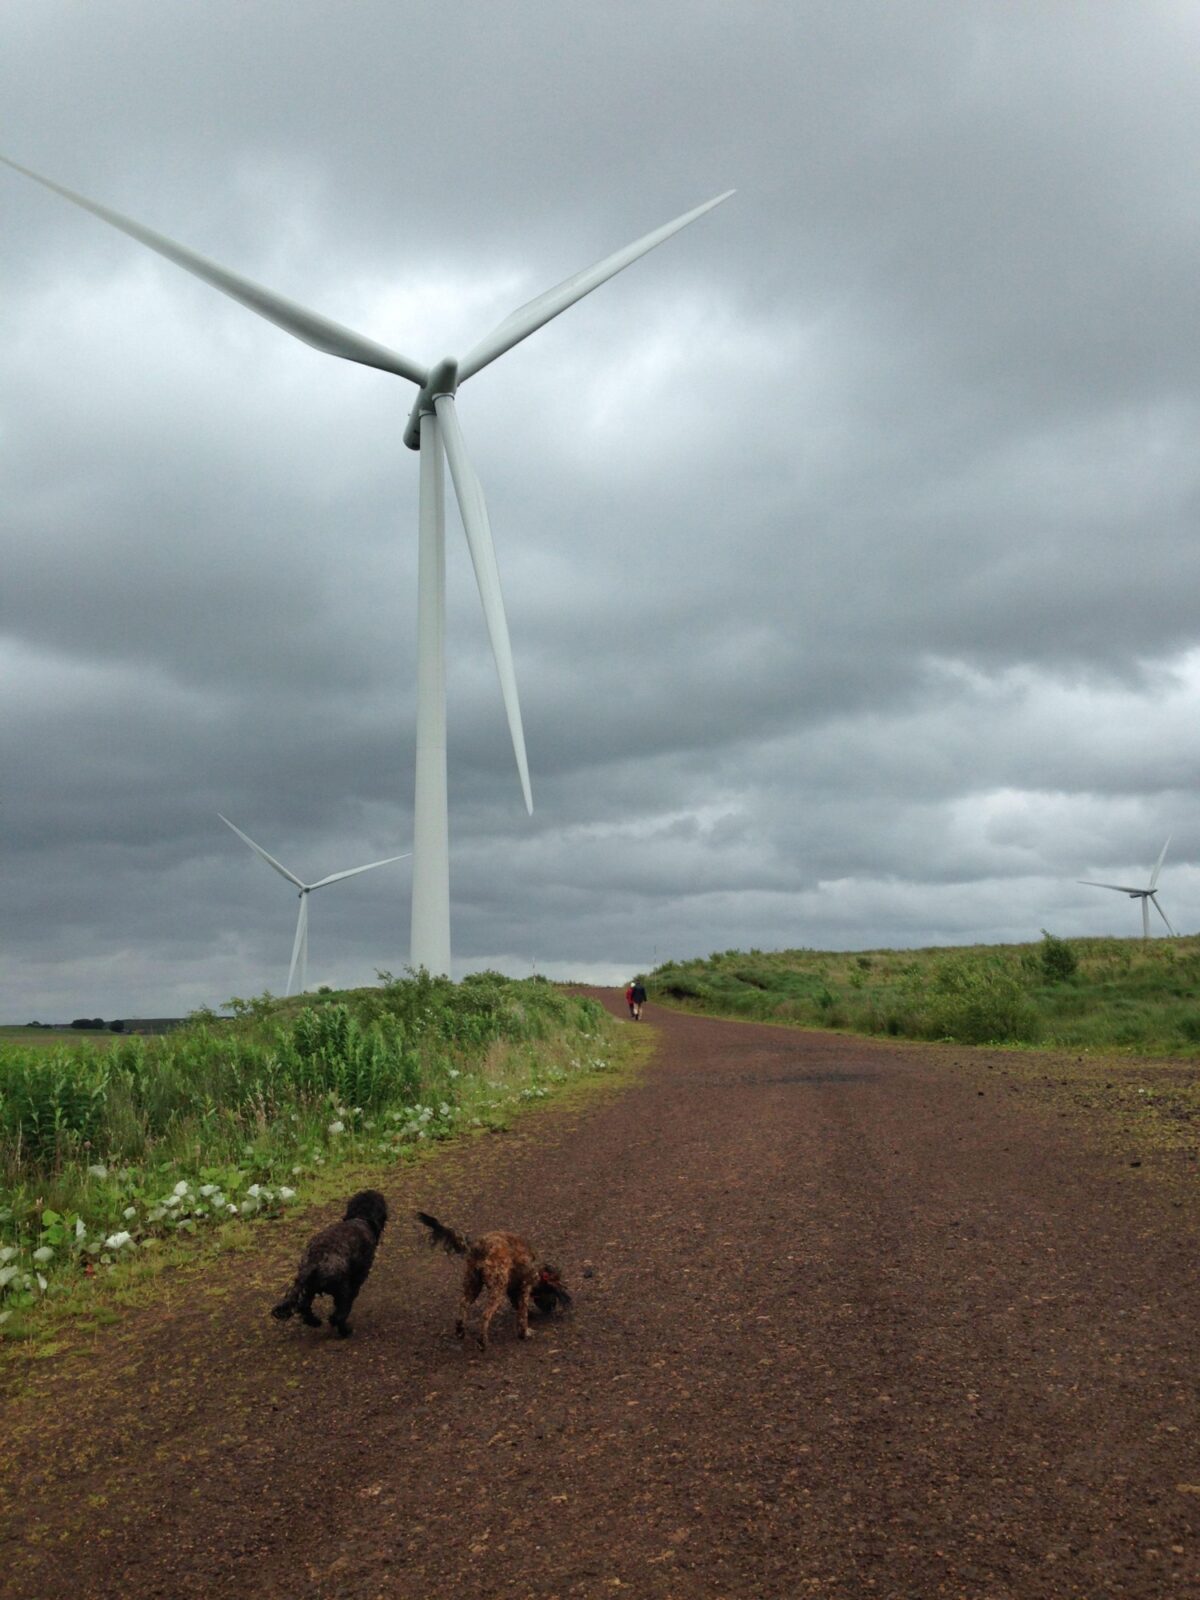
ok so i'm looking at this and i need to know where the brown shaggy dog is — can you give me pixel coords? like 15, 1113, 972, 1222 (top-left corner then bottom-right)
415, 1210, 572, 1350
271, 1189, 388, 1336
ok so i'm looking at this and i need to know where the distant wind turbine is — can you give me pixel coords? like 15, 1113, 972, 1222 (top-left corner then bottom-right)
0, 152, 733, 976
1079, 838, 1177, 938
219, 815, 409, 996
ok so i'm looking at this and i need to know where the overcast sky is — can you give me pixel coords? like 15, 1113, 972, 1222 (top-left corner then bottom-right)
4, 1, 1200, 1018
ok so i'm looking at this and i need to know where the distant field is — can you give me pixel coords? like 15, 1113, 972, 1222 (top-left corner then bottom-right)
0, 1026, 120, 1050
648, 933, 1200, 1056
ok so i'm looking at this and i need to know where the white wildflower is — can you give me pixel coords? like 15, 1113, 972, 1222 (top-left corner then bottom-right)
36, 1273, 48, 1292
0, 1246, 16, 1264
226, 1203, 239, 1215
75, 1218, 87, 1241
278, 1187, 296, 1201
173, 1180, 190, 1197
123, 1207, 137, 1220
246, 1183, 262, 1198
32, 1246, 54, 1264
87, 1164, 108, 1180
328, 1120, 345, 1135
199, 1184, 218, 1198
0, 1265, 20, 1289
105, 1231, 133, 1250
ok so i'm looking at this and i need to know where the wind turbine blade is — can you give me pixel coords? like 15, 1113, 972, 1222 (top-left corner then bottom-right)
457, 190, 735, 382
0, 153, 427, 387
309, 852, 412, 890
1150, 837, 1171, 889
218, 814, 306, 890
1142, 896, 1150, 940
287, 893, 308, 996
1078, 880, 1144, 894
433, 393, 533, 814
1151, 893, 1177, 936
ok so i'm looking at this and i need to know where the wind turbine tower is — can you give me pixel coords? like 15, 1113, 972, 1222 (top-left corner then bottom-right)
1, 152, 732, 976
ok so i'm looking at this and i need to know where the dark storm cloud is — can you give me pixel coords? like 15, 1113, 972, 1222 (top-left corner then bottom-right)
5, 1, 1200, 1017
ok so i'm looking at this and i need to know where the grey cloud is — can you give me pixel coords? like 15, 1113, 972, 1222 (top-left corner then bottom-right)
5, 1, 1200, 1016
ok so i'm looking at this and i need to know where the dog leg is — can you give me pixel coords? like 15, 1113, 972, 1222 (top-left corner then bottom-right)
457, 1265, 482, 1340
330, 1286, 356, 1337
515, 1280, 534, 1341
296, 1289, 322, 1328
477, 1263, 509, 1351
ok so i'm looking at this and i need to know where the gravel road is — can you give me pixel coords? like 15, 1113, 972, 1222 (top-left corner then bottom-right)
2, 994, 1197, 1598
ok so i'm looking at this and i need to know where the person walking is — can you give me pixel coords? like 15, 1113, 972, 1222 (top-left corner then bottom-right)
624, 982, 636, 1019
630, 980, 647, 1021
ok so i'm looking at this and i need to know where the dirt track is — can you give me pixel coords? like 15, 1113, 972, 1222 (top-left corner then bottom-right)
2, 995, 1198, 1598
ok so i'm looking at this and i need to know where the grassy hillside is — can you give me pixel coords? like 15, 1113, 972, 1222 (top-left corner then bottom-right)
648, 934, 1200, 1055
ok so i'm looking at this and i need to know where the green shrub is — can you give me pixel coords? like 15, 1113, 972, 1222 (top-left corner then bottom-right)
904, 956, 1038, 1044
1039, 929, 1079, 983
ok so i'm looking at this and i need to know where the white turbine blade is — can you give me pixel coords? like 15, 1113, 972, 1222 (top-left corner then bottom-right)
457, 190, 735, 382
287, 893, 308, 997
1151, 893, 1177, 936
0, 152, 427, 387
1150, 837, 1171, 889
1078, 880, 1145, 895
309, 852, 412, 891
433, 393, 533, 814
218, 814, 306, 890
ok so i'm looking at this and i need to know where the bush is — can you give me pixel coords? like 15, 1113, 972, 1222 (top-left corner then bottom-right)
1039, 930, 1078, 983
914, 956, 1039, 1045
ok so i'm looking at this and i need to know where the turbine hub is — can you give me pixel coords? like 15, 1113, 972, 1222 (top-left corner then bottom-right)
403, 356, 459, 451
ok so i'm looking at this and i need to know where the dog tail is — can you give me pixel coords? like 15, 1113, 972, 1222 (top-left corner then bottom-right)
415, 1211, 471, 1256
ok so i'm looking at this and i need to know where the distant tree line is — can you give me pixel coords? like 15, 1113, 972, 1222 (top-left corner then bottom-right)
23, 1019, 127, 1032
23, 1018, 182, 1034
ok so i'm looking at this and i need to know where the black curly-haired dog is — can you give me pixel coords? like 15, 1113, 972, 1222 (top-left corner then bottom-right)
271, 1189, 388, 1336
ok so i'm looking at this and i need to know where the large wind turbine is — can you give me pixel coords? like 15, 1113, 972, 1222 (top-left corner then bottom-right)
219, 815, 410, 996
1079, 838, 1177, 938
1, 152, 732, 976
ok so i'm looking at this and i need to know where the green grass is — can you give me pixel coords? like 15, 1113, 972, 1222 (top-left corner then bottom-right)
648, 934, 1200, 1055
0, 971, 621, 1336
0, 1027, 122, 1051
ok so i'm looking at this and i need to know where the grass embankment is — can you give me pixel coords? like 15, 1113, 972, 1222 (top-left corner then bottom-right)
0, 972, 625, 1340
650, 938, 1200, 1179
649, 934, 1200, 1055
